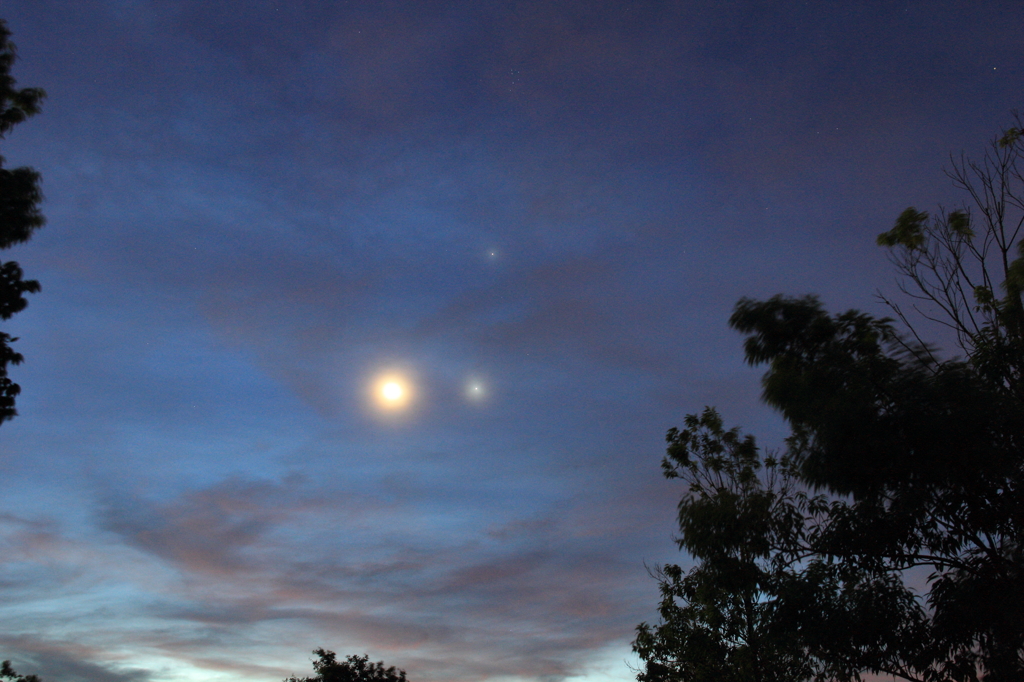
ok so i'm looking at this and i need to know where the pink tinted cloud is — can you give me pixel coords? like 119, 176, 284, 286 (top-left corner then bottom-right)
86, 472, 667, 681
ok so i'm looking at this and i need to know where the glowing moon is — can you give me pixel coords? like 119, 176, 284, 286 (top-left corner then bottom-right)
372, 374, 412, 411
381, 381, 404, 401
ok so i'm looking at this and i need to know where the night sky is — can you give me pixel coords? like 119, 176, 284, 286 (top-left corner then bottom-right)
0, 2, 1021, 681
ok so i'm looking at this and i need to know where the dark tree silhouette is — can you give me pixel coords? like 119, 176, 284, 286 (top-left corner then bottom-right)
731, 118, 1024, 681
634, 409, 931, 682
0, 18, 45, 424
633, 409, 817, 682
637, 117, 1024, 682
286, 649, 408, 682
0, 660, 40, 682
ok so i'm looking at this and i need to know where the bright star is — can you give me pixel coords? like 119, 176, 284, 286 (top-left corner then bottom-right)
465, 378, 487, 401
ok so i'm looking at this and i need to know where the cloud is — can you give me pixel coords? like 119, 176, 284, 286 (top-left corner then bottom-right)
97, 476, 404, 577
0, 635, 151, 682
8, 3, 1008, 680
84, 471, 673, 681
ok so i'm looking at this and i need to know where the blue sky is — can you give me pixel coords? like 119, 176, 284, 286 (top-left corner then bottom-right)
0, 1, 1021, 681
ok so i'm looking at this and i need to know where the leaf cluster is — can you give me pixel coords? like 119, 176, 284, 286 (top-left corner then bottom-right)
637, 116, 1024, 682
0, 661, 39, 682
0, 18, 45, 425
636, 409, 933, 682
636, 410, 818, 682
873, 114, 1024, 398
285, 649, 408, 682
724, 290, 1024, 680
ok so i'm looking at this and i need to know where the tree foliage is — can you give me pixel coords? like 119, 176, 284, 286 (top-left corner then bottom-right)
730, 294, 1023, 681
0, 661, 39, 682
636, 117, 1024, 682
0, 18, 45, 424
635, 409, 935, 682
633, 409, 815, 682
285, 649, 408, 682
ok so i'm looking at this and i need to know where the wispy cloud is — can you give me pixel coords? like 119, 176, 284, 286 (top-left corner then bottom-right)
85, 473, 673, 681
